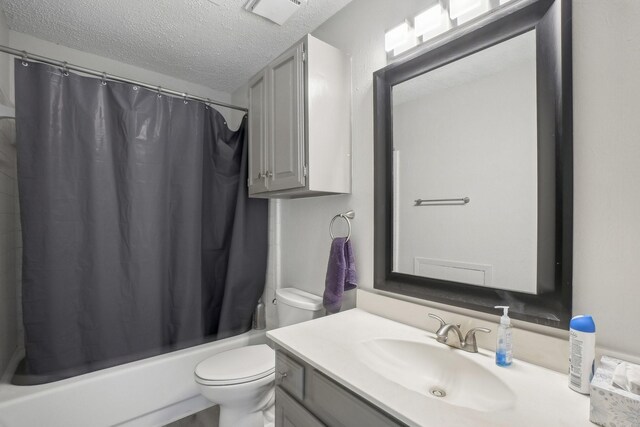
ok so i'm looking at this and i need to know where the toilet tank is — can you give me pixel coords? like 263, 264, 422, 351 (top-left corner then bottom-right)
276, 288, 324, 327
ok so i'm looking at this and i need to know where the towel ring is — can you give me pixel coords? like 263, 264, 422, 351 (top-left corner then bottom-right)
329, 210, 355, 242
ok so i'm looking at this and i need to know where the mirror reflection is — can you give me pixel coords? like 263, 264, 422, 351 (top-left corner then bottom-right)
391, 30, 553, 294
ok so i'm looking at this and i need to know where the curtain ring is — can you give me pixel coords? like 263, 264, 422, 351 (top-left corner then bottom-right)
157, 86, 162, 98
61, 61, 69, 76
101, 72, 107, 86
183, 93, 188, 104
329, 214, 352, 242
21, 51, 29, 67
205, 98, 211, 109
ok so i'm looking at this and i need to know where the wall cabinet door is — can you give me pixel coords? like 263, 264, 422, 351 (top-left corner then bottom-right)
249, 43, 305, 196
248, 70, 269, 194
268, 42, 306, 192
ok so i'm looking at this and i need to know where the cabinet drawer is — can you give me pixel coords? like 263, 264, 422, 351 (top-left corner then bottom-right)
276, 387, 325, 427
307, 370, 405, 427
276, 351, 305, 401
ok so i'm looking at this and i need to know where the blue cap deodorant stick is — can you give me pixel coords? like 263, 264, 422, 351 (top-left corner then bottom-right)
568, 315, 596, 394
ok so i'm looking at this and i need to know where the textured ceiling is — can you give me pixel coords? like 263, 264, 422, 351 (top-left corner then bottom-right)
0, 0, 352, 93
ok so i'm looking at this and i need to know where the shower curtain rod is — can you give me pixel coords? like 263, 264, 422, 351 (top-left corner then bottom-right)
0, 44, 248, 113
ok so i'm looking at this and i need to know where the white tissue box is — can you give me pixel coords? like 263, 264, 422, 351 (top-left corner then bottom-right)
590, 356, 640, 427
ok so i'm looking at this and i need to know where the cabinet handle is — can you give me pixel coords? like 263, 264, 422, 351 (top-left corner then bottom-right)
276, 370, 288, 384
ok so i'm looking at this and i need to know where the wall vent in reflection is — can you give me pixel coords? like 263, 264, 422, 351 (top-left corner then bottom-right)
414, 257, 492, 287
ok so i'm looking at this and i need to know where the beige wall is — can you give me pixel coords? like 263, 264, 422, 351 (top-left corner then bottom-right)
262, 0, 640, 359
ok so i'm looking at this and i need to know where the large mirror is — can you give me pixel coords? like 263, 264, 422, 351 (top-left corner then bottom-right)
373, 0, 572, 328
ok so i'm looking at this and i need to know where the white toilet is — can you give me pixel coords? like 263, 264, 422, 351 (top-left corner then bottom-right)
194, 287, 324, 427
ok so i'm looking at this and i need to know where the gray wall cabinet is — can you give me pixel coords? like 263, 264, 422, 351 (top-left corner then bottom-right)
275, 349, 406, 427
248, 35, 351, 198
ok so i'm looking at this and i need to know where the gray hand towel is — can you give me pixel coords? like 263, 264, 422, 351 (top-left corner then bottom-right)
323, 237, 357, 314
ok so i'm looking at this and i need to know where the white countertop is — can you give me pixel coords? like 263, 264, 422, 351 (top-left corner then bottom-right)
267, 308, 592, 427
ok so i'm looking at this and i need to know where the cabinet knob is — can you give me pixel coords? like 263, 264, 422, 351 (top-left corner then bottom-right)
258, 172, 266, 179
266, 171, 273, 178
276, 370, 288, 384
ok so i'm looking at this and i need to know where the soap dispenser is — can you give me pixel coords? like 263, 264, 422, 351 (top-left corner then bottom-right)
494, 306, 513, 367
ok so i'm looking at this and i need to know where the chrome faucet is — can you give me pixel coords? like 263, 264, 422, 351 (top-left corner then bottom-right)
428, 313, 491, 353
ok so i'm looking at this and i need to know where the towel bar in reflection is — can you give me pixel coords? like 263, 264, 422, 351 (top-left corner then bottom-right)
414, 197, 470, 206
329, 210, 355, 242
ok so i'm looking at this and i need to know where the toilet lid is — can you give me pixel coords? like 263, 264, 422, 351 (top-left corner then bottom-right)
194, 344, 275, 386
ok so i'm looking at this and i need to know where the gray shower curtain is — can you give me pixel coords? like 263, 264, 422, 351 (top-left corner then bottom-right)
14, 60, 267, 383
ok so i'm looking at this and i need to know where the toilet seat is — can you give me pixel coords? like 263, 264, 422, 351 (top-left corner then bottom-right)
195, 344, 275, 386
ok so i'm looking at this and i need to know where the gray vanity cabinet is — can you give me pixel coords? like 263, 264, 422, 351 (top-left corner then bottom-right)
248, 34, 351, 198
275, 387, 324, 427
275, 349, 406, 427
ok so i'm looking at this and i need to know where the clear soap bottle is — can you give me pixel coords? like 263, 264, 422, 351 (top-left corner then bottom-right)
495, 306, 513, 367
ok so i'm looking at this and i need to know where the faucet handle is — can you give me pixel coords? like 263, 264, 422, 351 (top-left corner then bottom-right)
428, 313, 446, 328
463, 327, 491, 353
465, 327, 491, 338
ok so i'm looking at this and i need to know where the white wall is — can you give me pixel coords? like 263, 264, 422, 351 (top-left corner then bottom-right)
272, 0, 431, 301
229, 1, 432, 327
264, 0, 640, 358
572, 1, 640, 357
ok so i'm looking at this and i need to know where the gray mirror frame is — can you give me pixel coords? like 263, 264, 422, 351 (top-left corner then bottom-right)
373, 0, 572, 329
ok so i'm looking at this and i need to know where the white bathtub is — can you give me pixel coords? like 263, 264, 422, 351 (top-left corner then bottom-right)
0, 329, 267, 427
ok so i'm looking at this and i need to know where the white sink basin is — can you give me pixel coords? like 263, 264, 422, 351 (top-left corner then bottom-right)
357, 338, 516, 412
268, 308, 591, 426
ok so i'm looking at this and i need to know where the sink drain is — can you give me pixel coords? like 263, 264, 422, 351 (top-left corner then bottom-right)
429, 387, 447, 398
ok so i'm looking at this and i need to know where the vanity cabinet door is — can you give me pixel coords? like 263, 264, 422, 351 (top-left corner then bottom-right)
276, 387, 325, 427
274, 349, 406, 427
306, 370, 405, 427
276, 350, 305, 401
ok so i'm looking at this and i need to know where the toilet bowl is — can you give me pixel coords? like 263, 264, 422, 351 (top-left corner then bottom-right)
195, 344, 275, 427
194, 288, 324, 427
